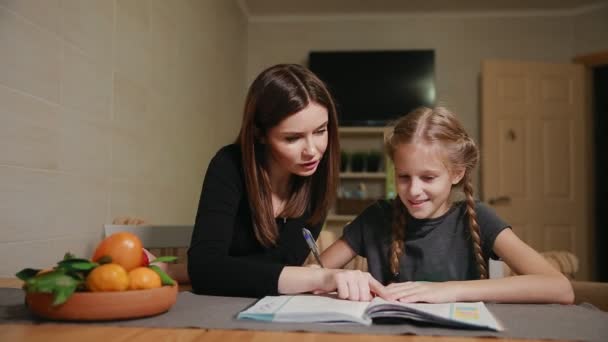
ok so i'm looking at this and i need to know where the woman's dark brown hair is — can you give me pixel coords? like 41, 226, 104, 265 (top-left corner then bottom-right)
384, 107, 487, 279
237, 64, 340, 247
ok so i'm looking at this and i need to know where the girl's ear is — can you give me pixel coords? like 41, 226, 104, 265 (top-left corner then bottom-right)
451, 168, 466, 185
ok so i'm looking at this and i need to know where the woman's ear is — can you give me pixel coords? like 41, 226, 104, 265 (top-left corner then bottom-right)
451, 168, 466, 185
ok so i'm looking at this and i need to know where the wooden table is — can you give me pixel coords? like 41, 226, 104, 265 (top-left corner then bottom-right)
0, 278, 569, 342
0, 324, 550, 342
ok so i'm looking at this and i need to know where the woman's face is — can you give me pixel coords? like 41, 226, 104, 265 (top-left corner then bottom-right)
265, 102, 329, 178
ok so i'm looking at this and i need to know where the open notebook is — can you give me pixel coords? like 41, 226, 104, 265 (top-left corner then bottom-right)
238, 294, 503, 331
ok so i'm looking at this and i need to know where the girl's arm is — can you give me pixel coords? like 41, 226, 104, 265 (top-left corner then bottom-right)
473, 228, 574, 303
384, 229, 574, 304
319, 238, 358, 269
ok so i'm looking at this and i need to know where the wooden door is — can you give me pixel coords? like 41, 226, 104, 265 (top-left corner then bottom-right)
481, 60, 592, 279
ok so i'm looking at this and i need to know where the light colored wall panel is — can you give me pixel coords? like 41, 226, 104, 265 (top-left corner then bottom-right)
0, 0, 246, 275
54, 173, 109, 238
113, 0, 153, 88
108, 179, 138, 224
61, 44, 113, 123
0, 0, 62, 35
62, 0, 114, 66
0, 7, 62, 103
59, 108, 112, 178
0, 167, 61, 242
0, 85, 61, 170
0, 237, 98, 276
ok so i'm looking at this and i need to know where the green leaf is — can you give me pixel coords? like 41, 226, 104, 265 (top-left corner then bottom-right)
151, 256, 178, 264
57, 259, 98, 272
52, 283, 77, 306
148, 265, 175, 286
63, 252, 77, 260
25, 270, 81, 299
26, 270, 66, 293
16, 268, 41, 282
58, 257, 92, 265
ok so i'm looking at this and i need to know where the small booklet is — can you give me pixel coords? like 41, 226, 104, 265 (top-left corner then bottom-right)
237, 294, 503, 331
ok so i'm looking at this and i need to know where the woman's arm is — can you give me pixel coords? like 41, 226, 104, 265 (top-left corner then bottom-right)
188, 147, 284, 297
283, 237, 386, 301
384, 229, 574, 304
278, 265, 385, 301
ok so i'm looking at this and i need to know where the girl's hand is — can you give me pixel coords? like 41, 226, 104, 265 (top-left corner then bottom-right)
316, 269, 386, 302
383, 281, 462, 303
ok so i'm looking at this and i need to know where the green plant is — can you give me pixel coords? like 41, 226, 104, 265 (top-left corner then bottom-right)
340, 150, 349, 172
350, 151, 366, 172
366, 150, 382, 172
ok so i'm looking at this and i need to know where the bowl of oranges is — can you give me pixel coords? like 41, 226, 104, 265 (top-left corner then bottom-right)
18, 232, 179, 321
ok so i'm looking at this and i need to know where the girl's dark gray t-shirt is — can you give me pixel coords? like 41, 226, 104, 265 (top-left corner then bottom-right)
341, 200, 510, 284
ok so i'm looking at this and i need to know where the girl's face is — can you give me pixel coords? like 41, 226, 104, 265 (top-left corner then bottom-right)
265, 102, 329, 178
393, 143, 464, 219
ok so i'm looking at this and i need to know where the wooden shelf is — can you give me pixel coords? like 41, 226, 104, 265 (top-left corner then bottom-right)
340, 172, 386, 179
326, 214, 356, 222
338, 126, 388, 135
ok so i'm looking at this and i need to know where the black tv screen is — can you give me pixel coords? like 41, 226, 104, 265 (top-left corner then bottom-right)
308, 50, 435, 126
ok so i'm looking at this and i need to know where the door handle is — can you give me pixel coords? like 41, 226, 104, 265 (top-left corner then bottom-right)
488, 196, 511, 205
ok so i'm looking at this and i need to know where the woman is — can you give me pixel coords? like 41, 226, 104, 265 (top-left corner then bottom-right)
188, 64, 383, 299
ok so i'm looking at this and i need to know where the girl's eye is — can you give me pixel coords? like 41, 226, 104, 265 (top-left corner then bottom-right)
314, 128, 327, 135
422, 176, 435, 181
285, 136, 299, 143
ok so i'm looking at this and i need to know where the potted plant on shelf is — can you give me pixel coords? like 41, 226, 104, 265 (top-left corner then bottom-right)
340, 150, 349, 172
366, 150, 382, 172
350, 151, 366, 172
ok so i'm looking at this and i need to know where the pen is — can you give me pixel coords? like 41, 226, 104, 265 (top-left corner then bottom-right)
302, 227, 324, 268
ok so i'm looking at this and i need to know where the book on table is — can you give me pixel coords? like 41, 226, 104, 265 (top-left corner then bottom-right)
237, 294, 503, 331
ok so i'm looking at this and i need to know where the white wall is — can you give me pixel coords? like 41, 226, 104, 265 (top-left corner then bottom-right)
573, 5, 608, 55
246, 6, 607, 191
247, 14, 581, 142
0, 0, 246, 275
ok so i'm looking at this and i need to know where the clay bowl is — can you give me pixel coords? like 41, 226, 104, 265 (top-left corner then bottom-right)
25, 284, 178, 321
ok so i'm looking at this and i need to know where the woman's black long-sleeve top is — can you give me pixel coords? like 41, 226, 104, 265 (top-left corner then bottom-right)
187, 144, 323, 297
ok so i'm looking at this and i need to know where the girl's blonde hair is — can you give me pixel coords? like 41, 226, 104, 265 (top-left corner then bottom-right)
384, 107, 487, 279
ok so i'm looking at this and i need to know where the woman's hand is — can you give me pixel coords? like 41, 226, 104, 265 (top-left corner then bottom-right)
383, 281, 462, 303
315, 269, 386, 302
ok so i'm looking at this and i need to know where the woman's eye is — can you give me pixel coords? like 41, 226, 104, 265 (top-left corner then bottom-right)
285, 136, 299, 143
314, 129, 327, 135
423, 176, 435, 181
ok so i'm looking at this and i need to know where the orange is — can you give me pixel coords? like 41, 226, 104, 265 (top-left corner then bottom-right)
128, 267, 162, 290
86, 264, 129, 292
92, 232, 143, 271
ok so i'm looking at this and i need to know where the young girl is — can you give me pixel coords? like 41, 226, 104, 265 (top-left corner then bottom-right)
187, 64, 382, 299
320, 107, 574, 304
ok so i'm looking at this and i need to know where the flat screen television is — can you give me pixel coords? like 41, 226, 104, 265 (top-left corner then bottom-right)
308, 50, 435, 126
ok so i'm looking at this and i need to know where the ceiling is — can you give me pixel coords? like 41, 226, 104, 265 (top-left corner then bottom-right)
241, 0, 606, 16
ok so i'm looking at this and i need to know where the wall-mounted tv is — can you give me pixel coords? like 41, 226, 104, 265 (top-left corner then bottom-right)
308, 50, 435, 126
